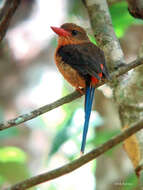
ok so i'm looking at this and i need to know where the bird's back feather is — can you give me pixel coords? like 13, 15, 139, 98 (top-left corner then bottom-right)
56, 42, 110, 82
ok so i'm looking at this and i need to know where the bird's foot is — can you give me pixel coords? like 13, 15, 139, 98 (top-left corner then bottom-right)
76, 87, 85, 94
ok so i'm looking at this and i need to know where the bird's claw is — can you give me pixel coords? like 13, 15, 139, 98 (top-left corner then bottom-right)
76, 87, 85, 94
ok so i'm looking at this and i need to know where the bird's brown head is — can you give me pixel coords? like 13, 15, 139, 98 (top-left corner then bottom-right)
51, 23, 89, 46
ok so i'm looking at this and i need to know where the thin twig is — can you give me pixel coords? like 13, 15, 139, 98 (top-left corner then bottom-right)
7, 119, 143, 190
0, 0, 21, 42
0, 57, 143, 131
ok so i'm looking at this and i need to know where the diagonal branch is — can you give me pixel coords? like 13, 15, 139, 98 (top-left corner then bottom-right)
0, 0, 21, 42
6, 119, 143, 190
0, 57, 143, 131
0, 90, 82, 130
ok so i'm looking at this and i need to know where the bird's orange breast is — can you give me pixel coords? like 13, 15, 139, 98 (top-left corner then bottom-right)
55, 55, 86, 89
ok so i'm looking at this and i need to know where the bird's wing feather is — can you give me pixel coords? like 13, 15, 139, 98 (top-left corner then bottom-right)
57, 42, 109, 80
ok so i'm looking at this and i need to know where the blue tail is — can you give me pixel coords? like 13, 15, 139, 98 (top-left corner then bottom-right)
81, 85, 95, 153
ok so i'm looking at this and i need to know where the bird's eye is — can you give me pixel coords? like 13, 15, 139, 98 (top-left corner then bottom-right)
71, 30, 78, 36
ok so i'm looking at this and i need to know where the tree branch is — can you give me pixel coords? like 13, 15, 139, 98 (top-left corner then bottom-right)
6, 119, 143, 190
0, 0, 21, 42
0, 90, 82, 130
0, 57, 143, 131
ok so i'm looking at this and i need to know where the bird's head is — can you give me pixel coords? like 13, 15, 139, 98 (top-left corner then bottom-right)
51, 23, 89, 45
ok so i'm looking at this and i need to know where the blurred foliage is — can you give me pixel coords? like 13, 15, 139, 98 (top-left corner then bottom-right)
0, 147, 29, 187
121, 172, 138, 190
110, 2, 139, 38
49, 106, 103, 158
88, 35, 97, 45
48, 83, 83, 158
93, 129, 120, 156
0, 128, 19, 139
48, 117, 72, 158
61, 85, 81, 128
94, 129, 120, 146
0, 147, 26, 163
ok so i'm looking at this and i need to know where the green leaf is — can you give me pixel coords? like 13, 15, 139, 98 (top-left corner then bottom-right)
0, 162, 29, 184
121, 172, 138, 190
0, 146, 29, 185
0, 146, 26, 163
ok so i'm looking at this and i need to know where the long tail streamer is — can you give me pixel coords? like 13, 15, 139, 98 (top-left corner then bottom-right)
81, 85, 95, 153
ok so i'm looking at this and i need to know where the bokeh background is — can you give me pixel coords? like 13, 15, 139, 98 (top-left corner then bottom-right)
0, 0, 143, 189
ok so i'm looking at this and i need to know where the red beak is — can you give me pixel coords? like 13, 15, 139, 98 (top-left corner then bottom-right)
51, 26, 71, 37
